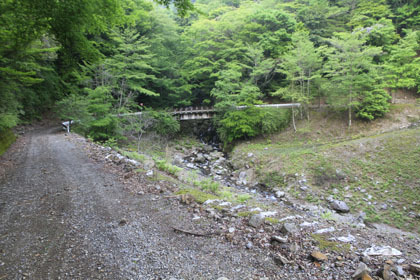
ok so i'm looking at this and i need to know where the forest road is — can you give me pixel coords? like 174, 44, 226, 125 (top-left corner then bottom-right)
0, 126, 277, 280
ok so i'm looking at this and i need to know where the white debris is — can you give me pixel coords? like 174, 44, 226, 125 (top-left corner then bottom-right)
279, 215, 303, 222
314, 227, 335, 234
336, 234, 356, 243
230, 204, 245, 211
204, 199, 220, 205
260, 211, 277, 217
300, 221, 318, 228
363, 245, 402, 256
219, 201, 232, 207
250, 207, 263, 212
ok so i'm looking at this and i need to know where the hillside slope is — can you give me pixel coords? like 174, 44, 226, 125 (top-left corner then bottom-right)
231, 104, 420, 233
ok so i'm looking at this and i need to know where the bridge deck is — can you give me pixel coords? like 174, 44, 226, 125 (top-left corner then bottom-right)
116, 103, 301, 120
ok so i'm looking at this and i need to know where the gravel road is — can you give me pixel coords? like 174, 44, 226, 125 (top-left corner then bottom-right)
0, 126, 278, 279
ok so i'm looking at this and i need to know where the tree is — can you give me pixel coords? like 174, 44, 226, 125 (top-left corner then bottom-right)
274, 30, 323, 126
385, 30, 420, 99
105, 27, 158, 112
323, 30, 383, 126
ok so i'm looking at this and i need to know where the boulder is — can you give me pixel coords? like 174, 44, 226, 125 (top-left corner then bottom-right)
331, 200, 350, 213
195, 153, 206, 163
280, 223, 299, 235
311, 251, 328, 262
352, 262, 371, 280
248, 214, 264, 228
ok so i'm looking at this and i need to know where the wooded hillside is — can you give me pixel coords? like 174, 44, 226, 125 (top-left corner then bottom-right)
1, 0, 419, 144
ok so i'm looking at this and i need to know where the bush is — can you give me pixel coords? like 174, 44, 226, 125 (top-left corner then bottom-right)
149, 111, 180, 137
356, 90, 391, 121
216, 106, 291, 146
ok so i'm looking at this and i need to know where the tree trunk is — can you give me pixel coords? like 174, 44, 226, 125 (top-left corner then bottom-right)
292, 107, 296, 132
348, 93, 352, 128
306, 76, 310, 121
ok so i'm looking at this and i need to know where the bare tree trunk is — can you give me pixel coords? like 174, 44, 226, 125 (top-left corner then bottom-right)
348, 86, 352, 128
292, 107, 296, 132
306, 75, 310, 121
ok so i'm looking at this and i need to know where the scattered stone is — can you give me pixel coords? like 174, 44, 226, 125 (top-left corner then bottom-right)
311, 251, 328, 262
337, 234, 356, 243
376, 264, 394, 280
300, 221, 318, 228
314, 227, 335, 234
217, 277, 229, 280
409, 263, 420, 274
363, 246, 402, 257
275, 191, 285, 198
352, 262, 371, 280
271, 235, 288, 244
228, 227, 235, 233
118, 219, 127, 226
246, 241, 253, 249
195, 153, 206, 163
394, 265, 405, 277
248, 214, 264, 228
331, 200, 350, 213
146, 170, 154, 177
280, 223, 299, 235
273, 254, 290, 266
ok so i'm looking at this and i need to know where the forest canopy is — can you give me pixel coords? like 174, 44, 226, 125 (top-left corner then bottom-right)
1, 0, 419, 143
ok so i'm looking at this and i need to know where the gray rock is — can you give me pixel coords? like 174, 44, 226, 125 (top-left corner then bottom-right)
331, 200, 350, 213
395, 265, 405, 277
172, 154, 184, 165
238, 171, 248, 185
280, 223, 299, 235
195, 153, 206, 163
246, 241, 253, 249
271, 235, 288, 243
409, 263, 420, 274
273, 254, 290, 266
248, 214, 264, 228
352, 262, 371, 279
146, 170, 154, 177
275, 191, 285, 198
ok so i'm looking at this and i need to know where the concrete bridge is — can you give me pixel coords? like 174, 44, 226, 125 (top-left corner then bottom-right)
117, 103, 301, 121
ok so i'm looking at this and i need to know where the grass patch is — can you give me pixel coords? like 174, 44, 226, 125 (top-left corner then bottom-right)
236, 193, 252, 203
265, 217, 280, 224
0, 129, 16, 156
311, 234, 351, 253
176, 188, 219, 204
154, 158, 182, 176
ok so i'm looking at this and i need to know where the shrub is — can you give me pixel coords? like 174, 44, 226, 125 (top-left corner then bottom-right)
216, 106, 291, 146
356, 89, 391, 120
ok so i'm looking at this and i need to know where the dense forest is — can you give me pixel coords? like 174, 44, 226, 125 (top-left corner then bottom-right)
1, 0, 419, 145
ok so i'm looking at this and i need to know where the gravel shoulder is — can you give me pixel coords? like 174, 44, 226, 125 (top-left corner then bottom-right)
0, 126, 278, 279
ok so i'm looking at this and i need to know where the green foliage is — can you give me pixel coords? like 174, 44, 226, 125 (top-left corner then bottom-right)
217, 107, 290, 146
194, 178, 220, 193
323, 31, 383, 126
0, 129, 16, 156
356, 89, 391, 120
56, 86, 118, 141
155, 158, 182, 175
148, 111, 180, 137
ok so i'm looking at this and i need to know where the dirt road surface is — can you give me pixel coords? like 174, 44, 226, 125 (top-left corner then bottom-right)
0, 126, 278, 279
